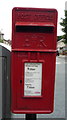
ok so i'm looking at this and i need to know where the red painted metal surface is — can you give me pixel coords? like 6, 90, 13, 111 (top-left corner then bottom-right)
15, 21, 55, 27
11, 7, 58, 114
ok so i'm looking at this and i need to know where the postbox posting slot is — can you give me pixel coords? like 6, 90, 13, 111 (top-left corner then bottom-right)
15, 22, 55, 33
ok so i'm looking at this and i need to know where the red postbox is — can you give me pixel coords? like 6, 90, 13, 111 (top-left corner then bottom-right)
11, 7, 58, 114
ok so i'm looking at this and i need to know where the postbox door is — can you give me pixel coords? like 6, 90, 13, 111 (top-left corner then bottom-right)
11, 51, 56, 113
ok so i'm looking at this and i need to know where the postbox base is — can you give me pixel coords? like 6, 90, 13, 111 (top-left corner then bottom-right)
12, 110, 53, 114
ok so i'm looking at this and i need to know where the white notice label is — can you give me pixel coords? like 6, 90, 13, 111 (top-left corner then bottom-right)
24, 63, 42, 96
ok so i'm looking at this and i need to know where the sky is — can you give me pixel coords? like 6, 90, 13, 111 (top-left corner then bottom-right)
0, 0, 66, 40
